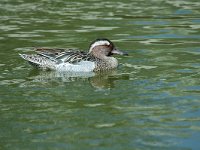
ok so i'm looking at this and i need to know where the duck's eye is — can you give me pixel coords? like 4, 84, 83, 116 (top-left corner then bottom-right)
104, 44, 111, 47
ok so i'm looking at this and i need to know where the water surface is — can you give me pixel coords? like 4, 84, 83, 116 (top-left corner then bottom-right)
0, 0, 200, 150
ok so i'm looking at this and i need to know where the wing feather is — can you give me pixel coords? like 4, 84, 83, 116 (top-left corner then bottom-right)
34, 47, 87, 63
20, 47, 94, 70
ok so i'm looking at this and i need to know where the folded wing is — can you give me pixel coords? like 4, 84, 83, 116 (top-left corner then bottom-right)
20, 47, 90, 70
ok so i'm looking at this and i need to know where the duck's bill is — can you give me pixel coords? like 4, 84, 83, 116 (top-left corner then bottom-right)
112, 48, 128, 56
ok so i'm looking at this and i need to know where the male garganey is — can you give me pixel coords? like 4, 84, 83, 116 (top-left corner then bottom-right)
20, 38, 128, 72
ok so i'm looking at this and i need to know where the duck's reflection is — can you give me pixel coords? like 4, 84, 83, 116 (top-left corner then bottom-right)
26, 69, 129, 89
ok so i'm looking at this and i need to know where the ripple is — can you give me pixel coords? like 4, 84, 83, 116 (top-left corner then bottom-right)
189, 24, 200, 29
75, 26, 119, 33
95, 123, 116, 128
7, 33, 43, 38
175, 69, 195, 73
184, 85, 200, 93
130, 34, 200, 39
124, 63, 157, 69
14, 47, 35, 52
0, 79, 25, 85
0, 25, 20, 31
166, 0, 200, 9
0, 64, 6, 67
84, 103, 105, 107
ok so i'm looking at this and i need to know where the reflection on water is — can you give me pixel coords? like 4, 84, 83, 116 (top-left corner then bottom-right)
0, 0, 200, 150
20, 69, 122, 90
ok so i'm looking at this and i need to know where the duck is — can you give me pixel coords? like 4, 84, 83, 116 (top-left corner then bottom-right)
19, 38, 128, 72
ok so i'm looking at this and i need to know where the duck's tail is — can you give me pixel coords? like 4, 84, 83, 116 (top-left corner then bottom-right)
19, 54, 56, 70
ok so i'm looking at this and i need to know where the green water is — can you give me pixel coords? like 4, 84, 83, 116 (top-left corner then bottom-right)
0, 0, 200, 149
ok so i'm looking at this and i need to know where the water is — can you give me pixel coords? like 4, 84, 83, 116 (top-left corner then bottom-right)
0, 0, 200, 149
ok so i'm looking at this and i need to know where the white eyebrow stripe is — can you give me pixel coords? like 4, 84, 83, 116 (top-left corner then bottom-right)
89, 40, 110, 52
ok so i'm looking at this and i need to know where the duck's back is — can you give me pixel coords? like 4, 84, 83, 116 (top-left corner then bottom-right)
20, 48, 96, 71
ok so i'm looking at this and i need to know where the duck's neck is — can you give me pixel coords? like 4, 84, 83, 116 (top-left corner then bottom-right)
91, 52, 118, 69
104, 56, 118, 69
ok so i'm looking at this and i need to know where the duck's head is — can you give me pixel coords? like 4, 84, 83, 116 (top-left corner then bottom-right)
89, 38, 128, 57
